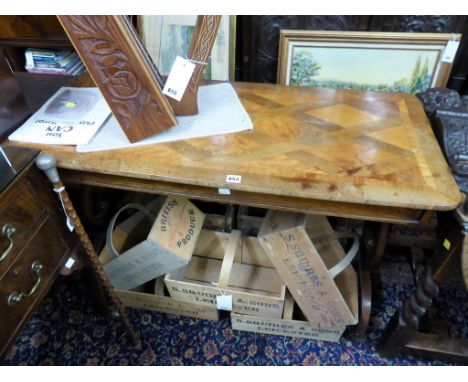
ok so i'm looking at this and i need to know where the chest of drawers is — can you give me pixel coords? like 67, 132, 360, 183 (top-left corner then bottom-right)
0, 146, 75, 359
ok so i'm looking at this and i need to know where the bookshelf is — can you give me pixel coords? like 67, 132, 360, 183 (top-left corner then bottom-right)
0, 16, 74, 72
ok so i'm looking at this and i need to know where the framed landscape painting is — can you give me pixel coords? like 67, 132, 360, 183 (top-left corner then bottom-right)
277, 31, 461, 94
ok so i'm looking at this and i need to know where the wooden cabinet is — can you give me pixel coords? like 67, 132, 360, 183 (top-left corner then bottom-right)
0, 146, 75, 359
0, 49, 30, 141
0, 16, 69, 46
0, 16, 73, 72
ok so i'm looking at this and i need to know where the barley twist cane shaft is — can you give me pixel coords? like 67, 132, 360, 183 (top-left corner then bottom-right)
36, 153, 139, 346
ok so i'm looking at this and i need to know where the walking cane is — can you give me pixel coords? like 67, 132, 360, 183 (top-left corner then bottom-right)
36, 153, 139, 346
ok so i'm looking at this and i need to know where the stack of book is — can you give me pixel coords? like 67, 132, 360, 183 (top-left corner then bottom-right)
25, 49, 85, 76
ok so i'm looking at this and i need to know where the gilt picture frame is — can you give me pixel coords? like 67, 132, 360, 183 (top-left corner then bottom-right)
277, 30, 461, 94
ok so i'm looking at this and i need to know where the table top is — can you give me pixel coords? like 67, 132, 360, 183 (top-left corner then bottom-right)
6, 81, 461, 211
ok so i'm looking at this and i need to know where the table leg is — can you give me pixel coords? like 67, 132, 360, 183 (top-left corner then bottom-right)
363, 222, 391, 268
378, 266, 438, 357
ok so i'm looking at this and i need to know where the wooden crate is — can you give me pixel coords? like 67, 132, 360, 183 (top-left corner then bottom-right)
115, 278, 219, 321
99, 202, 218, 321
165, 229, 286, 318
231, 290, 346, 342
195, 228, 274, 268
258, 211, 359, 329
102, 196, 205, 291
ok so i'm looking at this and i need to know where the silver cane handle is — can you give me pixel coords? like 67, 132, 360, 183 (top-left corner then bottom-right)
36, 153, 60, 183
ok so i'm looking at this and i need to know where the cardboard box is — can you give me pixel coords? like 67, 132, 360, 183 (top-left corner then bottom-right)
258, 211, 358, 329
102, 196, 205, 291
165, 229, 286, 318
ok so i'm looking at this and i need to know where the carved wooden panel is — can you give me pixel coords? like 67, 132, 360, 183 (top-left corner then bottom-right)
58, 15, 177, 143
369, 16, 464, 33
168, 15, 221, 116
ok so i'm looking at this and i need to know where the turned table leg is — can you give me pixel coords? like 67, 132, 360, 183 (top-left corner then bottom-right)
378, 266, 439, 357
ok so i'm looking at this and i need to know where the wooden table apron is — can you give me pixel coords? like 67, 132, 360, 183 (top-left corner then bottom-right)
6, 81, 461, 225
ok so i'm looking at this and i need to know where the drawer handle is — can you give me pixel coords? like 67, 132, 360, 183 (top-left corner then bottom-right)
0, 224, 16, 263
7, 261, 43, 306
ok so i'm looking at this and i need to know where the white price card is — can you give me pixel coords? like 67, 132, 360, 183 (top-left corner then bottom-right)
226, 174, 242, 184
163, 56, 196, 101
216, 294, 233, 311
442, 40, 460, 63
218, 187, 231, 195
64, 257, 76, 269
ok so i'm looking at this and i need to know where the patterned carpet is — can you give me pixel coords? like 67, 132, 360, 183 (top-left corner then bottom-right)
1, 252, 467, 366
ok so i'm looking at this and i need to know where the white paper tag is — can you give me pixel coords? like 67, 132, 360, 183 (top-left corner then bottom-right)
442, 40, 460, 63
163, 56, 196, 101
218, 187, 231, 195
66, 217, 74, 232
56, 191, 74, 232
226, 174, 242, 184
64, 257, 76, 269
216, 294, 233, 311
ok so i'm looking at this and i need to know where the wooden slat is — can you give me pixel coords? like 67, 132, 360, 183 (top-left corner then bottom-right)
404, 332, 468, 364
58, 169, 425, 225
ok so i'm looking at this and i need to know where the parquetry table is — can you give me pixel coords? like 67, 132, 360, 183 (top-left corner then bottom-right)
7, 81, 461, 225
5, 78, 462, 339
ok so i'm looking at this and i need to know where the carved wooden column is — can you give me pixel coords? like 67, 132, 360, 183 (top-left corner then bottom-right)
58, 15, 177, 143
167, 15, 221, 116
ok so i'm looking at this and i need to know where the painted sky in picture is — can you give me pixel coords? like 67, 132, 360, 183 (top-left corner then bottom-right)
289, 44, 440, 93
293, 46, 438, 84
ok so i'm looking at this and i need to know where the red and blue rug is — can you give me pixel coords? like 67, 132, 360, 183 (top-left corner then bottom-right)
2, 254, 467, 365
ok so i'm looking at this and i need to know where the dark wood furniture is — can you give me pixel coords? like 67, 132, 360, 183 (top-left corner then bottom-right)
0, 146, 76, 359
0, 16, 72, 72
0, 49, 30, 141
377, 210, 468, 364
378, 88, 468, 363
